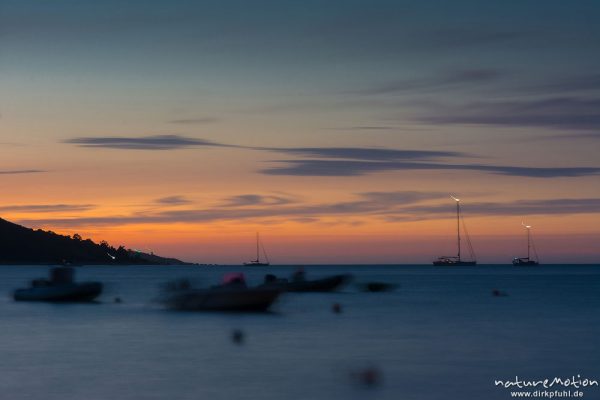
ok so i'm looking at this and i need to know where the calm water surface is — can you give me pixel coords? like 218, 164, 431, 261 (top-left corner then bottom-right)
0, 264, 598, 400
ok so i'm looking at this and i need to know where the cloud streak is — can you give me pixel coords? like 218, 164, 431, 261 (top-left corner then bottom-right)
168, 117, 219, 124
222, 194, 296, 207
18, 191, 439, 227
64, 136, 600, 179
354, 68, 503, 95
155, 196, 192, 205
520, 73, 600, 95
267, 147, 463, 161
403, 198, 600, 217
261, 159, 600, 178
64, 135, 232, 150
0, 204, 95, 213
17, 193, 600, 229
0, 169, 45, 175
419, 97, 600, 130
425, 28, 530, 48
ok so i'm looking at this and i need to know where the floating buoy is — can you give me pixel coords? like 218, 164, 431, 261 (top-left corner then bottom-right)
351, 366, 382, 387
114, 297, 122, 303
360, 282, 397, 292
232, 329, 245, 344
332, 303, 342, 314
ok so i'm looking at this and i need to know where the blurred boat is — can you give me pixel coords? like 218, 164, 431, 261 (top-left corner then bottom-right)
13, 267, 102, 302
243, 232, 270, 266
357, 282, 398, 292
261, 271, 352, 292
160, 273, 280, 312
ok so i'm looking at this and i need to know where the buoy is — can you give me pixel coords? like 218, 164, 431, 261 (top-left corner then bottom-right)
332, 303, 342, 314
361, 367, 381, 386
114, 297, 122, 303
351, 366, 382, 387
232, 329, 245, 344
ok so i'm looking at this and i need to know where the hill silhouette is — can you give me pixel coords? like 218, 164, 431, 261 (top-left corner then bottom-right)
0, 217, 187, 265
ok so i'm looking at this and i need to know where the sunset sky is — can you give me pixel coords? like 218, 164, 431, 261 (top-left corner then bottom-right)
1, 0, 599, 263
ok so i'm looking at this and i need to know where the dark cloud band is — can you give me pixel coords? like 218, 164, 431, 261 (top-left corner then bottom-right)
64, 135, 230, 150
18, 193, 600, 228
261, 159, 600, 178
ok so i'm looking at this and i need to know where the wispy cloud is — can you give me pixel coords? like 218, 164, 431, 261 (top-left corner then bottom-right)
548, 132, 600, 141
63, 136, 599, 179
359, 191, 447, 204
222, 194, 296, 207
18, 191, 438, 227
267, 147, 463, 161
168, 117, 219, 124
419, 97, 600, 130
403, 198, 600, 217
0, 169, 45, 175
0, 204, 95, 213
18, 193, 600, 228
520, 73, 600, 95
425, 28, 530, 48
155, 196, 192, 205
64, 135, 232, 150
327, 126, 395, 131
261, 159, 600, 178
353, 68, 503, 95
0, 142, 27, 147
65, 136, 462, 162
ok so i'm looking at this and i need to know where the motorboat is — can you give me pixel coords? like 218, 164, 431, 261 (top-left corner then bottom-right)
261, 271, 352, 292
14, 267, 102, 302
160, 273, 280, 311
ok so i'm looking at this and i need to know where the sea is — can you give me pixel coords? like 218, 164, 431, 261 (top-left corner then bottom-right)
0, 264, 598, 400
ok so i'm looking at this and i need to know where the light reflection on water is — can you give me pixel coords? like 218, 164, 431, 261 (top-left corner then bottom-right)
0, 264, 598, 400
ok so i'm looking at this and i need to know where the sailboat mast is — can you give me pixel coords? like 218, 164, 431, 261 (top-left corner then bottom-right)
256, 232, 260, 262
527, 227, 531, 259
456, 199, 461, 260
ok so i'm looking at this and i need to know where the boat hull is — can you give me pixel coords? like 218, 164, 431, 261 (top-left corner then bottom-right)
243, 261, 270, 266
162, 288, 280, 311
263, 274, 352, 292
512, 258, 539, 266
432, 260, 477, 266
358, 282, 398, 292
14, 282, 103, 302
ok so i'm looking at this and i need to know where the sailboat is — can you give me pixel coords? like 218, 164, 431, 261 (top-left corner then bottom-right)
243, 233, 270, 266
512, 222, 539, 266
433, 196, 477, 266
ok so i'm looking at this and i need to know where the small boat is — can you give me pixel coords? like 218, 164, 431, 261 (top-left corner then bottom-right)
13, 267, 102, 302
433, 196, 477, 266
357, 282, 398, 292
243, 232, 270, 266
512, 222, 540, 266
160, 273, 280, 312
261, 270, 352, 292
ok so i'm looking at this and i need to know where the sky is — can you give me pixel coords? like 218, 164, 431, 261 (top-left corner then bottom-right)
1, 0, 599, 264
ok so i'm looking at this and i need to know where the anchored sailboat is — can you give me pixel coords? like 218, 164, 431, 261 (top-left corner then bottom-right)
243, 232, 270, 266
512, 222, 539, 266
433, 196, 477, 266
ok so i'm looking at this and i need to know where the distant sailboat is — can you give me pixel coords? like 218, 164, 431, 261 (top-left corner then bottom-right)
512, 222, 539, 266
433, 196, 477, 266
243, 233, 270, 266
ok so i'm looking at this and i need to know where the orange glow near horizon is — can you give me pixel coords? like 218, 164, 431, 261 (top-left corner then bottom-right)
4, 200, 598, 264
